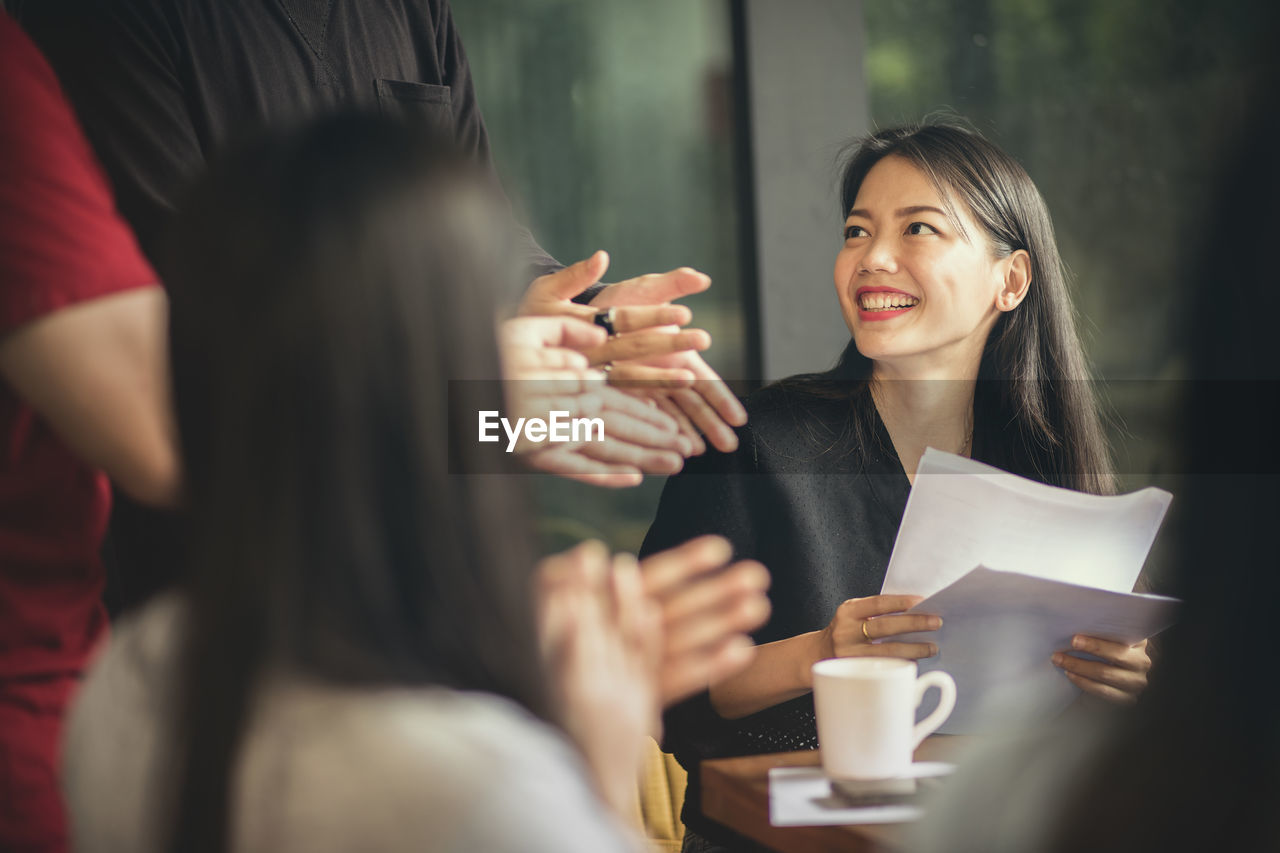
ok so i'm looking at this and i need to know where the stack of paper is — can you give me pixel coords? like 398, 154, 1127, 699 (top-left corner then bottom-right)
881, 449, 1178, 732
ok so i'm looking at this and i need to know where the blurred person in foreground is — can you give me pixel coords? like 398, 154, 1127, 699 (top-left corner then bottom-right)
60, 114, 769, 853
0, 12, 178, 851
910, 89, 1280, 853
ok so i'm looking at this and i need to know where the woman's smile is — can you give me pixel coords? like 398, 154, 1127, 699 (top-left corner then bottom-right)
856, 285, 920, 320
833, 155, 1016, 374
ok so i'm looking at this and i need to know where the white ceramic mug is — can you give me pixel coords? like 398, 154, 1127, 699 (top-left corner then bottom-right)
812, 657, 957, 780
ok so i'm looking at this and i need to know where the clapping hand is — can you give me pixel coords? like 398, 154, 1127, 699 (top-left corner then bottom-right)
534, 536, 771, 812
519, 251, 748, 454
639, 535, 771, 705
535, 542, 662, 816
499, 315, 691, 486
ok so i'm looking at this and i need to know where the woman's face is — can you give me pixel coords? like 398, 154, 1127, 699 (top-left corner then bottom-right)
833, 155, 1025, 378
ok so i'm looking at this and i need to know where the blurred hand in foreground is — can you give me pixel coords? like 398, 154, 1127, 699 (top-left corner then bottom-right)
536, 542, 661, 817
639, 535, 771, 706
536, 536, 772, 763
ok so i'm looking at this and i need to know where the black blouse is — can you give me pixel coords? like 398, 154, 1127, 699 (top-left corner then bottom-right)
639, 379, 912, 842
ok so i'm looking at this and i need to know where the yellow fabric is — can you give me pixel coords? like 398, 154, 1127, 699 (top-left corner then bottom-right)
632, 737, 687, 852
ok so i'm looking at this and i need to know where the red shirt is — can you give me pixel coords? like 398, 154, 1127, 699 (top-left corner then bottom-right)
0, 13, 156, 681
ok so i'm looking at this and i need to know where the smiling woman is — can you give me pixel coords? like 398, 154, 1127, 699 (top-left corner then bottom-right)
825, 123, 1109, 486
835, 155, 1030, 374
640, 121, 1153, 852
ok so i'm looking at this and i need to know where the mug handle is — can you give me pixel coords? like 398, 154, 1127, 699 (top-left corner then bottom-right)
912, 670, 957, 749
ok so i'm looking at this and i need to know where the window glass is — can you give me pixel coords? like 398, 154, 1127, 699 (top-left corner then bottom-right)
452, 0, 745, 552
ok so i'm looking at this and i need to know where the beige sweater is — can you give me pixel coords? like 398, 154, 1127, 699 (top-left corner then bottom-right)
63, 597, 635, 853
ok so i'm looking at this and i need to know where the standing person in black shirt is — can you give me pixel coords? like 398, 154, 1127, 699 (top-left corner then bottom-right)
17, 0, 553, 279
641, 122, 1155, 853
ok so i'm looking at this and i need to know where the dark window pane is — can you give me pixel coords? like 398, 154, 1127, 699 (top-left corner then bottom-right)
452, 0, 745, 551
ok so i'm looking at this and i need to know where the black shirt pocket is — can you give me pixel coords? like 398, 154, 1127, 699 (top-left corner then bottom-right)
374, 79, 453, 133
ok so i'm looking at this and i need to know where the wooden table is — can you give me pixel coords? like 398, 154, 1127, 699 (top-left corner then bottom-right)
700, 738, 962, 853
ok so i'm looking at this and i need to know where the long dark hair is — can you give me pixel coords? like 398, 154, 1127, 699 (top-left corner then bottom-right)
793, 122, 1114, 494
161, 115, 552, 853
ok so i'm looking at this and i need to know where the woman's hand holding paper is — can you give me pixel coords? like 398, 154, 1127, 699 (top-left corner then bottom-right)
705, 593, 941, 721
820, 594, 941, 660
1052, 635, 1151, 705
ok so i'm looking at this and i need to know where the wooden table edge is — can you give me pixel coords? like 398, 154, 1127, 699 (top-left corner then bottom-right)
700, 751, 902, 853
699, 738, 967, 853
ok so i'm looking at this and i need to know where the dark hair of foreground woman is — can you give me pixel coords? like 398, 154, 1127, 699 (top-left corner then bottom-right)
163, 115, 548, 853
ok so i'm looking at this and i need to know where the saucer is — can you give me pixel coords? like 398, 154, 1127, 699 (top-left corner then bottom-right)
829, 761, 956, 783
829, 762, 956, 803
769, 762, 956, 826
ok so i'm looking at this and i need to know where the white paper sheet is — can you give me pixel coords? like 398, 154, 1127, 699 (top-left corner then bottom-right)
877, 449, 1176, 732
768, 763, 954, 827
882, 448, 1172, 597
899, 566, 1180, 732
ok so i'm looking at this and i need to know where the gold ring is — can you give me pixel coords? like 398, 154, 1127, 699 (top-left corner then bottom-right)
861, 621, 872, 642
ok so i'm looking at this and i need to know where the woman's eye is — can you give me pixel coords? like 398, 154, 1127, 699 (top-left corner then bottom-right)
906, 222, 938, 236
844, 224, 867, 239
